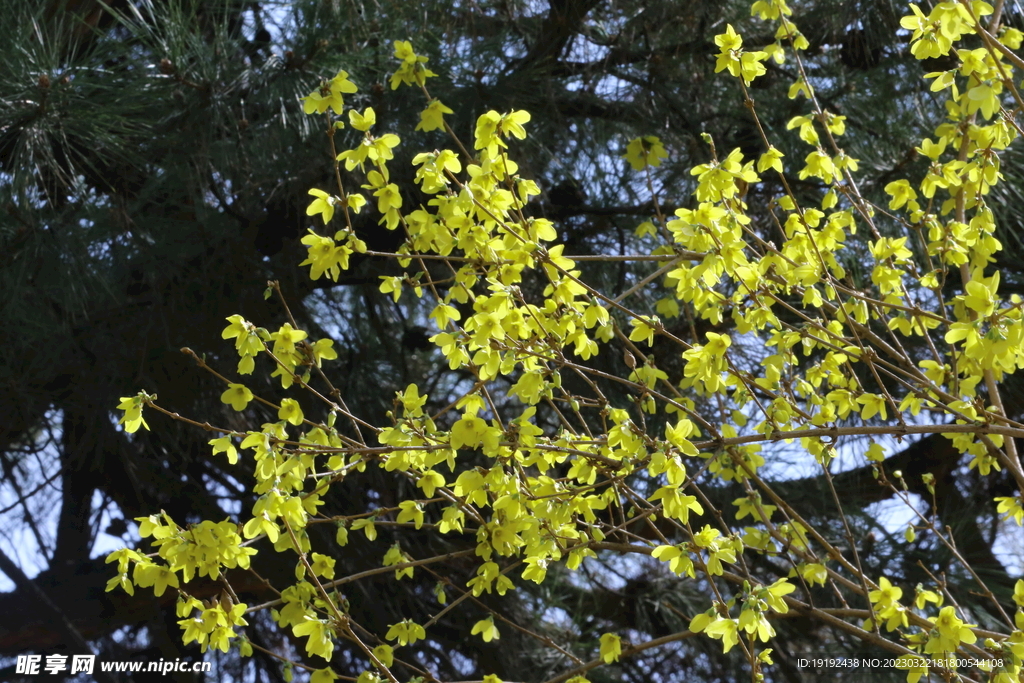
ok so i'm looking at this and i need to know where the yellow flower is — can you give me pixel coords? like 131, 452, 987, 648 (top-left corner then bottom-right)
278, 398, 304, 426
116, 394, 150, 433
714, 24, 743, 52
599, 633, 622, 663
869, 576, 903, 607
293, 618, 335, 660
623, 136, 668, 170
220, 383, 254, 411
924, 606, 977, 654
417, 99, 454, 132
300, 69, 358, 115
385, 619, 426, 645
311, 669, 338, 683
310, 552, 336, 579
450, 414, 493, 450
349, 107, 376, 131
209, 436, 238, 465
471, 617, 501, 642
704, 617, 740, 652
390, 41, 436, 89
306, 188, 335, 225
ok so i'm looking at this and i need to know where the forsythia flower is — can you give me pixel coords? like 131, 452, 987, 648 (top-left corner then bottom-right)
349, 106, 376, 131
416, 99, 454, 132
306, 189, 335, 225
471, 617, 500, 642
278, 398, 304, 426
390, 40, 437, 89
599, 633, 622, 663
117, 394, 150, 433
220, 383, 254, 411
300, 70, 358, 115
623, 136, 668, 170
474, 110, 531, 156
924, 606, 977, 653
293, 618, 335, 660
714, 25, 768, 84
386, 619, 426, 645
